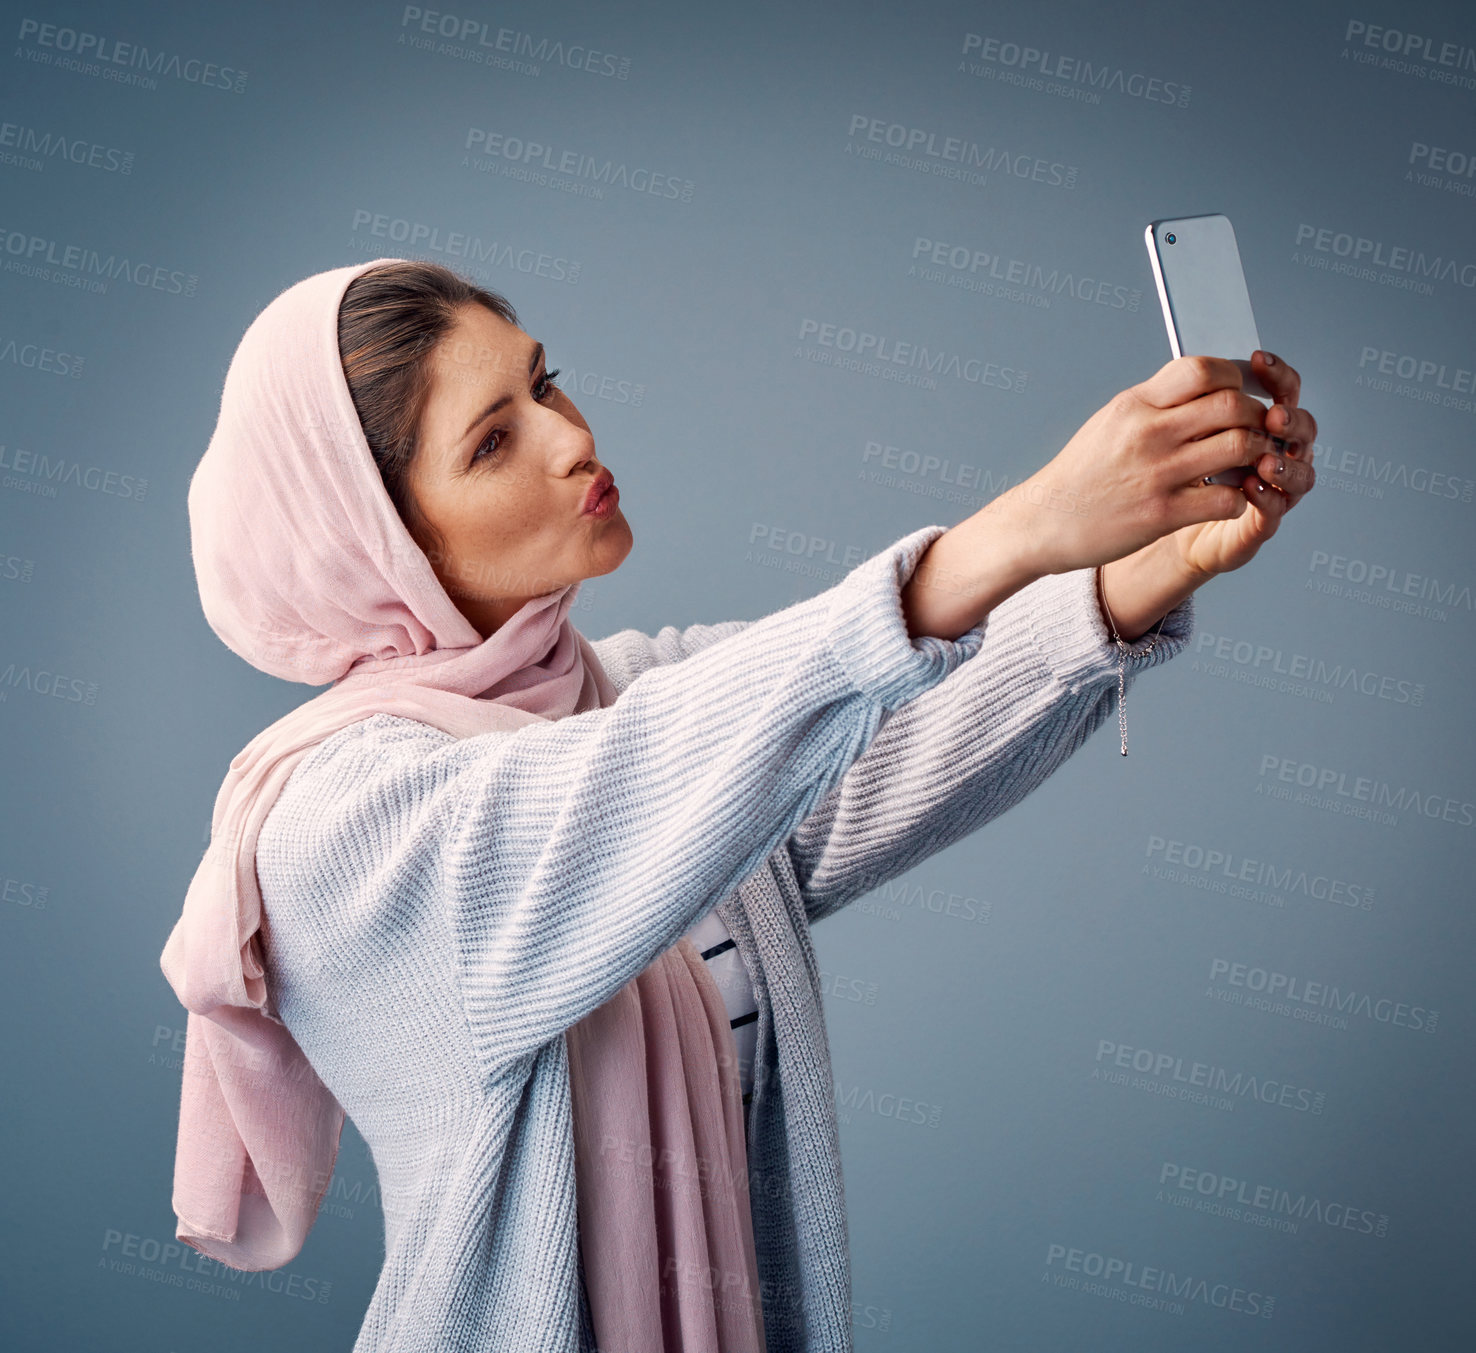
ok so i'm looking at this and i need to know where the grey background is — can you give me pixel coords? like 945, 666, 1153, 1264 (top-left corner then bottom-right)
3, 0, 1473, 1347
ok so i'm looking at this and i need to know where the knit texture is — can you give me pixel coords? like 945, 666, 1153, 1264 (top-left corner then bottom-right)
256, 523, 1193, 1351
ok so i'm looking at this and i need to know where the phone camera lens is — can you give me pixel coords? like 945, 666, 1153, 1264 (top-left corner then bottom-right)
1165, 232, 1176, 244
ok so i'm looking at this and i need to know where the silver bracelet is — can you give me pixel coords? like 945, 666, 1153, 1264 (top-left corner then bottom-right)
1096, 566, 1168, 756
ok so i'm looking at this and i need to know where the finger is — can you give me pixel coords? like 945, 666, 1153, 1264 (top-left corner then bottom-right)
1279, 403, 1317, 451
1252, 353, 1304, 458
1137, 354, 1244, 410
1168, 385, 1271, 445
1164, 480, 1248, 530
1170, 423, 1277, 483
1281, 432, 1318, 473
1266, 399, 1318, 451
1241, 473, 1290, 530
1254, 449, 1317, 509
1251, 350, 1301, 408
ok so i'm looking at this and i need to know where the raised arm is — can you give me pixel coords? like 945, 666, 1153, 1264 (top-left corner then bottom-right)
589, 351, 1317, 925
258, 524, 989, 1076
589, 561, 1195, 928
590, 617, 753, 694
788, 567, 1193, 924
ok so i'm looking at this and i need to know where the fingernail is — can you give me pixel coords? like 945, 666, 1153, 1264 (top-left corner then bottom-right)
1276, 459, 1286, 475
1263, 352, 1277, 366
1256, 481, 1267, 492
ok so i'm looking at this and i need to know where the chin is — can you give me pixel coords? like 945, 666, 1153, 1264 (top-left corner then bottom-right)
592, 517, 634, 575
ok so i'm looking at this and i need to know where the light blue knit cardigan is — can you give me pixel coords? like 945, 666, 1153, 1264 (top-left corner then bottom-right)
255, 522, 1192, 1352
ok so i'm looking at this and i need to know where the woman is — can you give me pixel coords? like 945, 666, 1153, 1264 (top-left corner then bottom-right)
159, 257, 1316, 1353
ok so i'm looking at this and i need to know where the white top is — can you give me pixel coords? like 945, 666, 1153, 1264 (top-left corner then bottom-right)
682, 909, 759, 1100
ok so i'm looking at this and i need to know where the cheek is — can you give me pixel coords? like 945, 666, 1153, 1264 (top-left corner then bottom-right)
482, 474, 563, 540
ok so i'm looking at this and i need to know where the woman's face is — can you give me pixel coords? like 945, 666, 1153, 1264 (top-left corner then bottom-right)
406, 303, 632, 637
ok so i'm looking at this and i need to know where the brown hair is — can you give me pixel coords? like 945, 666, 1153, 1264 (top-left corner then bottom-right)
336, 260, 519, 559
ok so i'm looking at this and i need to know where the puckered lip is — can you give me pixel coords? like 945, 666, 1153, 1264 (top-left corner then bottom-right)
581, 469, 616, 514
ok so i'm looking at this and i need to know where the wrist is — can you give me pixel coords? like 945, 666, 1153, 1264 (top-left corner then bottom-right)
1138, 532, 1213, 589
961, 493, 1053, 601
902, 508, 1044, 641
1139, 532, 1221, 594
974, 481, 1058, 578
1100, 538, 1204, 642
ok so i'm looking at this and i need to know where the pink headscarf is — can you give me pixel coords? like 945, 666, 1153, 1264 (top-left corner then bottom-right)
159, 257, 765, 1351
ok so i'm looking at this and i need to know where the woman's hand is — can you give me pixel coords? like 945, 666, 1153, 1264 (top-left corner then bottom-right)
986, 353, 1292, 578
1165, 349, 1318, 580
1095, 350, 1319, 639
904, 351, 1318, 643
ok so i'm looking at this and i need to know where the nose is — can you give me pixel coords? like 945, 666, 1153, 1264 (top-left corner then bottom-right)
536, 402, 595, 473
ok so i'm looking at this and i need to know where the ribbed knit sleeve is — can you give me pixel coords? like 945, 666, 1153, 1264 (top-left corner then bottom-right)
787, 566, 1195, 924
440, 523, 992, 1070
262, 524, 987, 1075
589, 618, 753, 694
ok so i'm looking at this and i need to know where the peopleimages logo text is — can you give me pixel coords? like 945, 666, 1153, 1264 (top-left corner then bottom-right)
15, 18, 248, 91
1308, 549, 1474, 611
1144, 835, 1374, 910
1043, 1243, 1273, 1317
1092, 1040, 1325, 1114
1343, 21, 1476, 72
846, 114, 1078, 187
796, 318, 1026, 392
1258, 753, 1475, 827
1158, 1163, 1388, 1238
960, 33, 1191, 106
1207, 958, 1437, 1032
1296, 223, 1476, 287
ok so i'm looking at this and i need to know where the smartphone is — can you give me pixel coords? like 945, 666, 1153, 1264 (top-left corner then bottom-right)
1145, 213, 1272, 486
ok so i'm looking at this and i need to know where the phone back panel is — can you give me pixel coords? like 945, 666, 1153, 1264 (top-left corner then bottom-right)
1146, 213, 1272, 403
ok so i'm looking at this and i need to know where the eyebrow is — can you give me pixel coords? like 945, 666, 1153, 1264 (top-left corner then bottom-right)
459, 341, 544, 444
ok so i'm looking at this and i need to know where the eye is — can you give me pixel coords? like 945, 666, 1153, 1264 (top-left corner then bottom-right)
471, 426, 505, 466
470, 366, 562, 467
